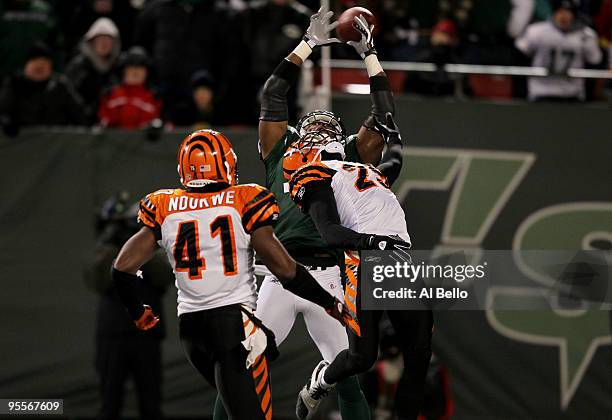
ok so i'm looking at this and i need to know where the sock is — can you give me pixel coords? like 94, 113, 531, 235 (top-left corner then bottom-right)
336, 376, 371, 420
212, 394, 228, 420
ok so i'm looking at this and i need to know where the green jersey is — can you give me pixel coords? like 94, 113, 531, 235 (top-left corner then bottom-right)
263, 127, 362, 254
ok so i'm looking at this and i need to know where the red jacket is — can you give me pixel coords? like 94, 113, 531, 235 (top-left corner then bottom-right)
98, 84, 161, 129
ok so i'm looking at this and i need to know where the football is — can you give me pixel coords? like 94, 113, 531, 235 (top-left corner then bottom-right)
336, 7, 377, 42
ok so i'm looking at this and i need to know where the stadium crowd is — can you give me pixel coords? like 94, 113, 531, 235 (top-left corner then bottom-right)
0, 0, 611, 136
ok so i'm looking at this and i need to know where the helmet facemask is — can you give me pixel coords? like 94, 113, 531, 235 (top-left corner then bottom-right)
295, 111, 346, 154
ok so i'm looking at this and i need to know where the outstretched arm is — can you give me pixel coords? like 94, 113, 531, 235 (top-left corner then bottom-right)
348, 16, 396, 165
375, 113, 404, 186
259, 6, 340, 158
305, 186, 409, 251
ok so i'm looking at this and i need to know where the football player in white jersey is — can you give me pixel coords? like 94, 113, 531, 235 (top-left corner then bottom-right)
111, 129, 350, 420
289, 114, 434, 420
212, 8, 397, 420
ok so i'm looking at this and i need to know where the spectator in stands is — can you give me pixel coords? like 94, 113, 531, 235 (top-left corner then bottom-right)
0, 0, 63, 77
133, 0, 240, 125
374, 0, 426, 61
405, 19, 461, 96
461, 0, 545, 66
65, 18, 121, 124
98, 47, 161, 129
374, 0, 471, 62
61, 0, 139, 52
238, 0, 311, 122
168, 70, 216, 128
0, 42, 85, 136
516, 0, 602, 101
190, 71, 215, 126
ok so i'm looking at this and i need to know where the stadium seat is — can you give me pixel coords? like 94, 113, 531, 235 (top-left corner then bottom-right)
468, 74, 513, 99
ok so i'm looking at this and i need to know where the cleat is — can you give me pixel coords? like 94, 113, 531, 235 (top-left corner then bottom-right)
296, 361, 333, 419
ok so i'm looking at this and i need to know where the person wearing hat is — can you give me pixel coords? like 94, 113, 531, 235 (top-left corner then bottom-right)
166, 69, 215, 128
62, 0, 138, 52
133, 0, 240, 124
190, 70, 215, 127
66, 18, 122, 124
516, 0, 602, 101
0, 42, 86, 136
97, 46, 162, 129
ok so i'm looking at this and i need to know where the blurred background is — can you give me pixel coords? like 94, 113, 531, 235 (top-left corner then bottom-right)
0, 0, 611, 419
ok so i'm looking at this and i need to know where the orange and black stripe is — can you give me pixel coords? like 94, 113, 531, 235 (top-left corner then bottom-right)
241, 189, 279, 234
288, 162, 336, 208
281, 146, 322, 181
137, 194, 163, 240
177, 130, 237, 186
344, 251, 362, 336
138, 194, 157, 227
250, 354, 272, 420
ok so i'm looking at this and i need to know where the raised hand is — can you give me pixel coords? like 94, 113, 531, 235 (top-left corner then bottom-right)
347, 15, 376, 59
374, 112, 401, 144
304, 6, 341, 48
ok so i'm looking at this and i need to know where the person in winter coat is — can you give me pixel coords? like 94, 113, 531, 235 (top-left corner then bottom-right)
65, 17, 122, 124
98, 47, 161, 129
0, 42, 86, 136
61, 0, 138, 52
133, 0, 239, 124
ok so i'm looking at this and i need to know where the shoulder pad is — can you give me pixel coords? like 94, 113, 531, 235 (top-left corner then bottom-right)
238, 184, 279, 233
288, 162, 336, 209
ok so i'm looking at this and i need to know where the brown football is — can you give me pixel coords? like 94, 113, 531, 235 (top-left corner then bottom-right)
336, 7, 377, 42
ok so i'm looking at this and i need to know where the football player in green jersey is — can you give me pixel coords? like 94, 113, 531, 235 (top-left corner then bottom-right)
214, 6, 396, 420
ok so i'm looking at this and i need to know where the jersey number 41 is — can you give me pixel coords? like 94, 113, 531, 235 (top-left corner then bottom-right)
174, 215, 238, 280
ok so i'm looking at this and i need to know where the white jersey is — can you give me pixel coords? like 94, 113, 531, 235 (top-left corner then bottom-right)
289, 160, 410, 244
138, 185, 279, 315
515, 20, 602, 100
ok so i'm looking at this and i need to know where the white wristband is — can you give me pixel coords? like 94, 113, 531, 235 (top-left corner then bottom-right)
292, 40, 313, 62
364, 54, 383, 77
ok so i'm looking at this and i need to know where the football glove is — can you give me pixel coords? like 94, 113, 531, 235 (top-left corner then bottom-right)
365, 234, 412, 263
134, 304, 160, 331
303, 6, 341, 48
348, 15, 376, 59
374, 112, 402, 144
325, 297, 353, 327
365, 234, 409, 250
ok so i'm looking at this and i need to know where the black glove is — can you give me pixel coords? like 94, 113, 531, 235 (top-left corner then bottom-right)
325, 297, 353, 327
363, 234, 412, 263
364, 234, 410, 251
374, 112, 401, 144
